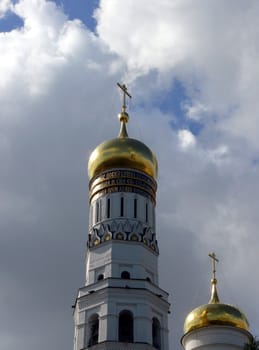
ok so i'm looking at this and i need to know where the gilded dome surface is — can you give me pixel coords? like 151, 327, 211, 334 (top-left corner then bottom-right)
183, 254, 249, 335
88, 112, 158, 180
184, 301, 249, 334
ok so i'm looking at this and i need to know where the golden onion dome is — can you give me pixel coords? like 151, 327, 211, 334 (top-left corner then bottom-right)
183, 255, 249, 335
88, 111, 158, 180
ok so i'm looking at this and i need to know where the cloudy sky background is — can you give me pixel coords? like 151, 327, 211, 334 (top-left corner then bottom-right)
1, 0, 259, 349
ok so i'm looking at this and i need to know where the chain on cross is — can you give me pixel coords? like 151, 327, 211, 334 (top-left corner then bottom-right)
208, 252, 219, 280
117, 83, 132, 113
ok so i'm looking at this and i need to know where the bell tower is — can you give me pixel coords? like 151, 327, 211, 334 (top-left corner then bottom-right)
73, 84, 170, 350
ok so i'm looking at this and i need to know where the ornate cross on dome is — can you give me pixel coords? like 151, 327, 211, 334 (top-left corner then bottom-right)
209, 252, 219, 280
117, 83, 132, 113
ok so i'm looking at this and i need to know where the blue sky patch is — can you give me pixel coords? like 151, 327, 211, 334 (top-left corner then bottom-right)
170, 117, 203, 136
54, 0, 99, 31
0, 1, 100, 33
156, 80, 203, 135
0, 10, 23, 32
156, 80, 188, 117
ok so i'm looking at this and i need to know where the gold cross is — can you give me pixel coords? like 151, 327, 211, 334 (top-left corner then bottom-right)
117, 83, 132, 113
208, 252, 219, 280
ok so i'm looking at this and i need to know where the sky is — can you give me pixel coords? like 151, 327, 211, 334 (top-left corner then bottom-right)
0, 0, 259, 349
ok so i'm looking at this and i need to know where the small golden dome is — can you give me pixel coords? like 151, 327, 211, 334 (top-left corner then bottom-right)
88, 111, 158, 180
184, 299, 249, 334
183, 255, 249, 334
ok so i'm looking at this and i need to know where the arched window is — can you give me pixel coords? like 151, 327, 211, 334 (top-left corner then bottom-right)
119, 310, 134, 343
88, 314, 99, 347
97, 274, 104, 281
121, 271, 130, 279
152, 318, 161, 350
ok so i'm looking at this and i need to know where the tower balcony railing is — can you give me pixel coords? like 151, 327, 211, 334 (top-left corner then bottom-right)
78, 277, 168, 301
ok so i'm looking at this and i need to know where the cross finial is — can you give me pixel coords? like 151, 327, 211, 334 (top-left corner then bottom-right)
117, 83, 132, 113
208, 252, 219, 280
208, 252, 220, 303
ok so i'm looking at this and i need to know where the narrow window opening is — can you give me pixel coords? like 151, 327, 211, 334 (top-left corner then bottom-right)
88, 314, 99, 347
99, 200, 102, 221
97, 274, 104, 281
96, 202, 99, 223
121, 271, 130, 279
134, 198, 137, 218
89, 206, 93, 227
107, 198, 110, 218
145, 202, 148, 223
120, 197, 124, 217
152, 318, 161, 350
119, 310, 133, 343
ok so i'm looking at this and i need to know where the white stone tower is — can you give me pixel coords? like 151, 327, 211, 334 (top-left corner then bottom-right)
181, 253, 251, 350
73, 84, 170, 350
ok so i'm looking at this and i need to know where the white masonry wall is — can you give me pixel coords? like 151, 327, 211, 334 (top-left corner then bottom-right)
182, 326, 251, 350
85, 240, 159, 285
90, 192, 156, 230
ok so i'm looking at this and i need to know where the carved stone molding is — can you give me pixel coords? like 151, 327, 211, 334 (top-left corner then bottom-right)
88, 219, 159, 254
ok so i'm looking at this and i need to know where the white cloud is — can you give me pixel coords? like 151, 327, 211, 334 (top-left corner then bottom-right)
96, 0, 259, 146
0, 0, 12, 18
184, 102, 210, 121
178, 129, 196, 149
0, 2, 123, 348
1, 1, 259, 350
207, 144, 229, 164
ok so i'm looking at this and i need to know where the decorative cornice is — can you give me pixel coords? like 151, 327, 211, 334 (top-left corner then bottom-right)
89, 169, 157, 204
88, 219, 159, 254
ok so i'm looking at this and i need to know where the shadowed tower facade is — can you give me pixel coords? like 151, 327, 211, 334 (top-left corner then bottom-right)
73, 84, 170, 350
